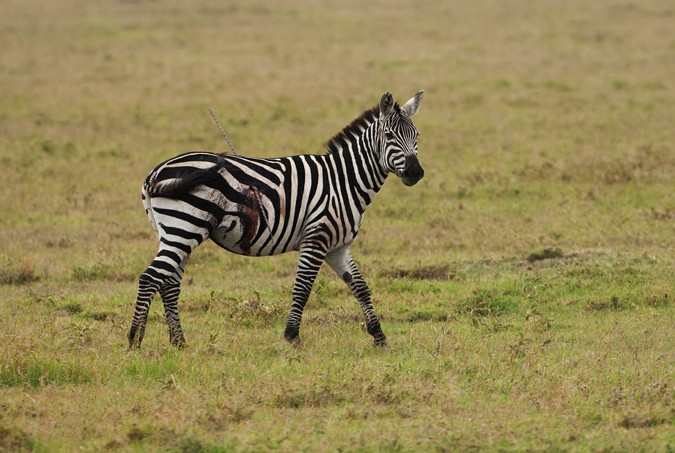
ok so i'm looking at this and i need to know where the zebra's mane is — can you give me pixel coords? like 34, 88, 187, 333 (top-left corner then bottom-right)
326, 103, 400, 155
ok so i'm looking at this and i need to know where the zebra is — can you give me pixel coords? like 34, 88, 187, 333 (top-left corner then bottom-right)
128, 90, 425, 349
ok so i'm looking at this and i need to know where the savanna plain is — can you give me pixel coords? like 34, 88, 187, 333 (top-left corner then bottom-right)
0, 0, 673, 451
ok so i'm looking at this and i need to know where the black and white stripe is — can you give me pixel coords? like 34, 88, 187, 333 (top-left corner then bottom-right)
128, 90, 425, 348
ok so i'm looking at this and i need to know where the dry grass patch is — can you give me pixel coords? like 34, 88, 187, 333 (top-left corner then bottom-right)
0, 0, 674, 450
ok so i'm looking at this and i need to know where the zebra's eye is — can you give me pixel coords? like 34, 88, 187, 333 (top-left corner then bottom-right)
384, 131, 396, 140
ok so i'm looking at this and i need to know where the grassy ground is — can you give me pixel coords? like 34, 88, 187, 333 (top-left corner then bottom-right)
1, 0, 673, 451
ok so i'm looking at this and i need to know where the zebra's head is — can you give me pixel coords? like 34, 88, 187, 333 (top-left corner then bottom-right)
378, 90, 425, 187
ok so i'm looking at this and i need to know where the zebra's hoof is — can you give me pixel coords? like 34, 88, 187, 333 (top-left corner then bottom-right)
373, 335, 388, 347
128, 328, 142, 350
284, 327, 300, 345
170, 333, 187, 349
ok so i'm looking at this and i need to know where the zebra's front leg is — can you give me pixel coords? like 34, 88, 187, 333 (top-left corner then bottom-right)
159, 279, 186, 348
325, 247, 387, 347
284, 243, 327, 344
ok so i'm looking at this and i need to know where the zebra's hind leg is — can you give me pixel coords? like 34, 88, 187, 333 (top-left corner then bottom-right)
129, 237, 200, 349
129, 272, 162, 349
325, 246, 387, 347
159, 278, 186, 348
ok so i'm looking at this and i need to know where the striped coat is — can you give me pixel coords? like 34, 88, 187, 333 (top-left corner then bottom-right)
129, 90, 425, 348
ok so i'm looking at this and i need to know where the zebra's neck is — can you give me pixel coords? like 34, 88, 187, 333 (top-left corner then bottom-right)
326, 108, 388, 211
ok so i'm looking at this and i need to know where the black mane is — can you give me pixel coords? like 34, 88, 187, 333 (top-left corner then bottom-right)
326, 103, 400, 155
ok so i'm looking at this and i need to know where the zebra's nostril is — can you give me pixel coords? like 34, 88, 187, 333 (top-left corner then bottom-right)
406, 164, 424, 180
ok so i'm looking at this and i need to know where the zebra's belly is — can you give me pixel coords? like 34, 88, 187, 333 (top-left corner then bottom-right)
210, 216, 294, 257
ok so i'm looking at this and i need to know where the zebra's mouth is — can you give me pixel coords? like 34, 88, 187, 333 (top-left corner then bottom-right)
401, 175, 422, 186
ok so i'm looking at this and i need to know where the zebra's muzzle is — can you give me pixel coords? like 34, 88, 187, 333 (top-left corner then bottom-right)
400, 156, 424, 186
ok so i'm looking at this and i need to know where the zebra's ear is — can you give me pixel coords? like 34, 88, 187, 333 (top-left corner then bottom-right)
379, 92, 395, 118
402, 90, 424, 117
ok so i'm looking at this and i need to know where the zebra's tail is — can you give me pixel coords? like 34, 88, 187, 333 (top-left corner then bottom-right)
141, 181, 159, 237
146, 167, 220, 198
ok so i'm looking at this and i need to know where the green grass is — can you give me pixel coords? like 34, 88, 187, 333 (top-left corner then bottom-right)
1, 0, 674, 451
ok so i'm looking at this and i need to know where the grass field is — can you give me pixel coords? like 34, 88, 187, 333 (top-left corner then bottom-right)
1, 0, 673, 451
